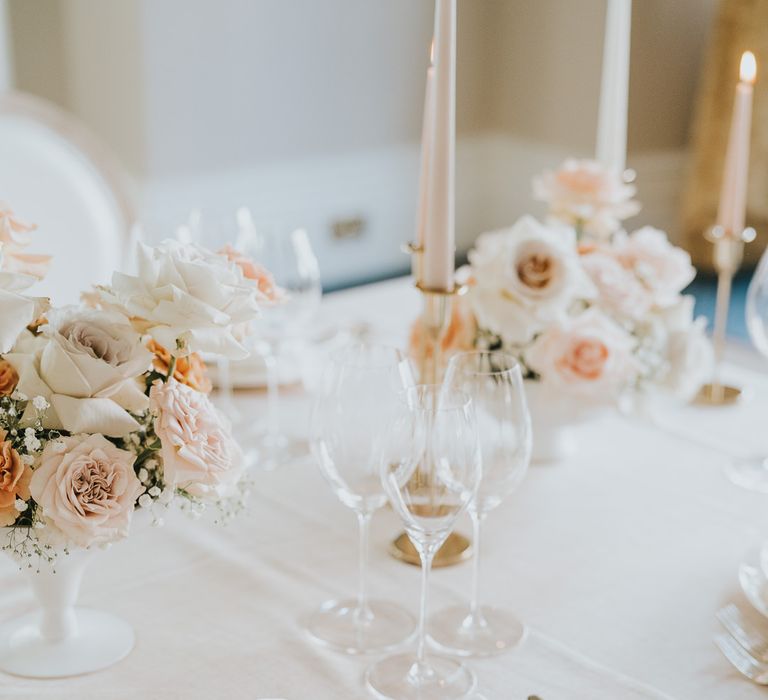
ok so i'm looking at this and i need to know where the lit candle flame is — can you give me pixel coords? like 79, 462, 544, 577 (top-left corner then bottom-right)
740, 51, 757, 84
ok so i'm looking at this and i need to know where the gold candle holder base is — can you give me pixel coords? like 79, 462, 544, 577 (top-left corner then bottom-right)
391, 246, 471, 567
389, 532, 472, 568
697, 225, 755, 410
695, 382, 742, 406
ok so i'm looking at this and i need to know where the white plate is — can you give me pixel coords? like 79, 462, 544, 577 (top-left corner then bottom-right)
0, 92, 133, 306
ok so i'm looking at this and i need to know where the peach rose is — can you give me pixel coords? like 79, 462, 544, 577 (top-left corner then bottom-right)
0, 359, 18, 395
409, 295, 476, 373
533, 159, 640, 240
30, 434, 142, 547
150, 379, 243, 498
148, 339, 212, 394
524, 309, 640, 399
0, 438, 31, 526
219, 244, 281, 302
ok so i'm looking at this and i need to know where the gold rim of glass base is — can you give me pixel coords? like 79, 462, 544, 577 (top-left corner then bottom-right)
388, 532, 472, 567
694, 383, 742, 406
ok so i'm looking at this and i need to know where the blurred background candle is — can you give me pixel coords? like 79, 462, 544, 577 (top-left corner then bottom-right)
414, 41, 435, 284
422, 0, 456, 292
596, 0, 631, 174
717, 50, 757, 235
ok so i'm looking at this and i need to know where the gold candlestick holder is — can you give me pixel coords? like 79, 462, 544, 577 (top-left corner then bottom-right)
389, 244, 471, 567
696, 224, 756, 406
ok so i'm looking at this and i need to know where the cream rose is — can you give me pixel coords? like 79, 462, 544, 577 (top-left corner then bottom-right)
533, 158, 640, 240
468, 216, 595, 345
580, 249, 652, 320
99, 240, 262, 359
30, 434, 143, 548
524, 309, 640, 399
150, 379, 243, 498
4, 308, 152, 437
615, 227, 696, 306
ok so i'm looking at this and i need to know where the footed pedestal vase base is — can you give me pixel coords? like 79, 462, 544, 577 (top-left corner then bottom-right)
0, 608, 134, 678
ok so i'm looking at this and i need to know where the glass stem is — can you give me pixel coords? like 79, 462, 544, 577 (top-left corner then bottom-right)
217, 357, 234, 412
469, 510, 484, 619
416, 547, 436, 665
356, 511, 373, 622
262, 346, 280, 437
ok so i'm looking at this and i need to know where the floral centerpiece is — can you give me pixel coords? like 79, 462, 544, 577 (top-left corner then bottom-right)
0, 209, 268, 678
412, 160, 713, 460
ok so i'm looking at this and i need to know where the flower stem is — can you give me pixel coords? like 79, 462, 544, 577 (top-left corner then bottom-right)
166, 356, 177, 382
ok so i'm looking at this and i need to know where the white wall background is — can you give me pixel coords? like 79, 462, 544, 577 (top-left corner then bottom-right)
7, 0, 717, 288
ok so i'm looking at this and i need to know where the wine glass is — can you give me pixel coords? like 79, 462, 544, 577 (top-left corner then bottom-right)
726, 246, 768, 492
198, 207, 259, 425
241, 224, 322, 469
305, 344, 417, 653
366, 385, 481, 700
430, 351, 532, 656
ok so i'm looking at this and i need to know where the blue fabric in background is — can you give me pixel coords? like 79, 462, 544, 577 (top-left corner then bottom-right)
687, 272, 750, 342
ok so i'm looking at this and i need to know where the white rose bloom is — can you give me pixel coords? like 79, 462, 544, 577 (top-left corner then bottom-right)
98, 240, 261, 359
580, 250, 652, 320
467, 215, 595, 345
4, 307, 153, 437
615, 227, 696, 307
524, 308, 640, 401
655, 296, 713, 400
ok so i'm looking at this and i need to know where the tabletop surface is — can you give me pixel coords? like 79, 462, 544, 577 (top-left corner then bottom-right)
2, 276, 768, 700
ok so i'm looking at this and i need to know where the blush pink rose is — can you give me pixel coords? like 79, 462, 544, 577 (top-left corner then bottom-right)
533, 159, 640, 240
580, 250, 652, 320
150, 379, 243, 498
30, 434, 143, 547
524, 309, 640, 399
615, 227, 695, 306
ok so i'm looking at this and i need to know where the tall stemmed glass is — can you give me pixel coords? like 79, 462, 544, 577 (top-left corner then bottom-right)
242, 225, 321, 469
367, 385, 481, 700
305, 344, 417, 653
206, 208, 259, 425
430, 351, 532, 656
727, 246, 768, 492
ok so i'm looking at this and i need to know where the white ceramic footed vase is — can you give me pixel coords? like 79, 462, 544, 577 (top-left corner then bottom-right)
524, 380, 602, 463
0, 546, 134, 678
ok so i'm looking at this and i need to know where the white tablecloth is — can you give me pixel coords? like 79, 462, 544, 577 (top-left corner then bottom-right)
2, 277, 768, 699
